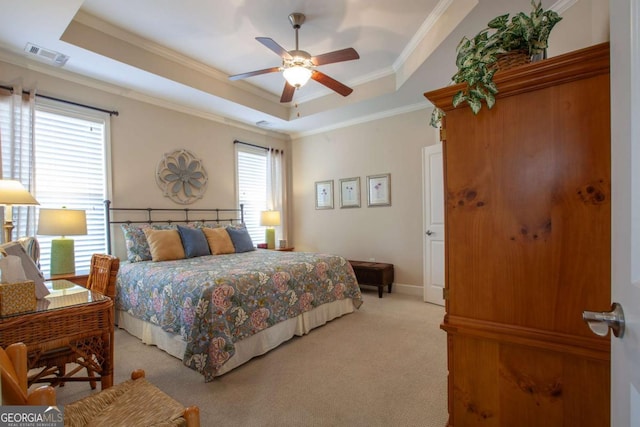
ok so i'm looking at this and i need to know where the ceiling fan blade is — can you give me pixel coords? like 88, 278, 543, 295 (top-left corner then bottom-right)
280, 82, 295, 103
311, 71, 353, 97
311, 48, 360, 66
229, 67, 281, 81
256, 37, 293, 60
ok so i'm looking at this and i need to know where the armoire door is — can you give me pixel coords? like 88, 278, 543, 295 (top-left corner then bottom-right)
425, 43, 611, 426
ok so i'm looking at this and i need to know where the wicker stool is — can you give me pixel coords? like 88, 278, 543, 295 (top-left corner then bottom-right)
63, 369, 200, 427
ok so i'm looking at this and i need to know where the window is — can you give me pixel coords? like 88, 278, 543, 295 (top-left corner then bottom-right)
236, 144, 267, 244
34, 100, 110, 277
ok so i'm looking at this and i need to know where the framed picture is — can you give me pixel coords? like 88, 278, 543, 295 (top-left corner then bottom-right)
339, 177, 360, 208
367, 173, 391, 207
315, 180, 334, 209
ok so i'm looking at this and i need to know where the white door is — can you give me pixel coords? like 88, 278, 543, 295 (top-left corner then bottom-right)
422, 144, 444, 305
610, 1, 640, 425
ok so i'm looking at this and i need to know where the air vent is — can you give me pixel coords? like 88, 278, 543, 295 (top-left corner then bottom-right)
24, 43, 69, 66
255, 120, 271, 128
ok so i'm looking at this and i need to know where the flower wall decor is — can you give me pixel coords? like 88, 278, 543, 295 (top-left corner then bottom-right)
156, 149, 208, 204
339, 177, 360, 208
315, 180, 334, 209
367, 173, 391, 207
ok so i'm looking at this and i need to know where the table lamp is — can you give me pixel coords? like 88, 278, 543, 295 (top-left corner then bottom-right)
260, 210, 281, 249
37, 208, 87, 276
0, 179, 40, 243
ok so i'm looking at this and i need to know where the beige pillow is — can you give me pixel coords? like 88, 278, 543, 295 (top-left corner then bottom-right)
203, 227, 235, 255
143, 229, 185, 261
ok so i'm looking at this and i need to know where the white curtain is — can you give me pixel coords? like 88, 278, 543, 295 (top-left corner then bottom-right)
0, 86, 37, 242
266, 148, 287, 243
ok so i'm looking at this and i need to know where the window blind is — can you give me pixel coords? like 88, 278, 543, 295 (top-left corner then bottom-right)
34, 101, 109, 276
236, 145, 267, 245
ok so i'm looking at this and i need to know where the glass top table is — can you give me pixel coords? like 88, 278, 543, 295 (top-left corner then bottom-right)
0, 279, 109, 318
38, 279, 109, 312
0, 279, 114, 389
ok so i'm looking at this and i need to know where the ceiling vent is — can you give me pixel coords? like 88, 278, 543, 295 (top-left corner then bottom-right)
24, 43, 69, 66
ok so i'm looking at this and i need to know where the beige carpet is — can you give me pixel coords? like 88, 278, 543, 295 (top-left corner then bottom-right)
52, 290, 448, 427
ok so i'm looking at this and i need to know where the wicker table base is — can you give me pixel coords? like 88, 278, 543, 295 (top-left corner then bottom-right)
0, 281, 114, 390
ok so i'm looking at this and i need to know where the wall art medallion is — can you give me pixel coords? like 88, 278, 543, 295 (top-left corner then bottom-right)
156, 149, 208, 204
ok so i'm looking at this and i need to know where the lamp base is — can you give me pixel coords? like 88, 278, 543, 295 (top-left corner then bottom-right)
265, 228, 275, 250
3, 220, 13, 244
50, 238, 75, 276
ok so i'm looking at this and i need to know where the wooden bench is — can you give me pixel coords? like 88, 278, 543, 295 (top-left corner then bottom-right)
349, 261, 394, 298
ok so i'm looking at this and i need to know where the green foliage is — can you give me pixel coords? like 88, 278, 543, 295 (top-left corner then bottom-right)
429, 1, 562, 128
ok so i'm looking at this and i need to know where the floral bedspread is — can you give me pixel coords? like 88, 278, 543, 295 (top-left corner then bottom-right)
116, 250, 362, 381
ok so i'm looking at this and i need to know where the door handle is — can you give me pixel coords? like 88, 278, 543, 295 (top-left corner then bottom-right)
582, 302, 625, 338
426, 230, 434, 236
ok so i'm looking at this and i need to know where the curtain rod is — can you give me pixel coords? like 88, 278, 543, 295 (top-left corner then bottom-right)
0, 85, 119, 116
233, 140, 283, 153
234, 140, 267, 151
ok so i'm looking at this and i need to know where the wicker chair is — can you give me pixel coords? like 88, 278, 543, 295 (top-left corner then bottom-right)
64, 369, 200, 427
29, 254, 120, 389
0, 342, 56, 405
85, 254, 120, 299
3, 343, 200, 426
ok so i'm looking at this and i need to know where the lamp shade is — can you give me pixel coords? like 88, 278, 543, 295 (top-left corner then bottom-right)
37, 208, 87, 236
282, 65, 312, 88
0, 180, 39, 205
260, 210, 281, 227
0, 179, 39, 243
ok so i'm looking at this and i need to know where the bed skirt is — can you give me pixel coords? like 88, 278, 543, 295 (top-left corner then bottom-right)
116, 297, 356, 376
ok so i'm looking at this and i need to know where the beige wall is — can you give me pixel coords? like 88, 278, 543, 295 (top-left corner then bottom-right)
0, 60, 289, 258
291, 110, 438, 292
1, 55, 436, 290
288, 0, 611, 294
0, 0, 609, 290
549, 0, 610, 58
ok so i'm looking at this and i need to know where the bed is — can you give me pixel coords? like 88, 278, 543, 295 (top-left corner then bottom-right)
105, 202, 362, 381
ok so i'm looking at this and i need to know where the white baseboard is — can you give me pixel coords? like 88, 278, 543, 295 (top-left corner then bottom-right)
359, 282, 424, 298
393, 283, 423, 298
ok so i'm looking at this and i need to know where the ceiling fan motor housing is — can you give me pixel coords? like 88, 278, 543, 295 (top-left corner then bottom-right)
284, 50, 313, 69
288, 13, 305, 29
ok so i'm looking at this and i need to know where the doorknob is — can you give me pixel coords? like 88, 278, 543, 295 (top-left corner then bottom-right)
426, 230, 434, 236
582, 302, 625, 338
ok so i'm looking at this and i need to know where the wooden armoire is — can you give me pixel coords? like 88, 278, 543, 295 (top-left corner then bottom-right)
424, 43, 611, 426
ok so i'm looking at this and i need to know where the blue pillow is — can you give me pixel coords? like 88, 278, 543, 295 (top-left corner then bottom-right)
177, 225, 211, 258
226, 226, 255, 253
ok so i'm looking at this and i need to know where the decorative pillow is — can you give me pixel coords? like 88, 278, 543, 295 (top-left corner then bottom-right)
202, 227, 235, 255
121, 224, 175, 262
143, 229, 185, 262
177, 225, 210, 258
194, 222, 223, 229
226, 226, 255, 253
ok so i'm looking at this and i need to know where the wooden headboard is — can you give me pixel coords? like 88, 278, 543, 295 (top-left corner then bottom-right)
104, 200, 244, 256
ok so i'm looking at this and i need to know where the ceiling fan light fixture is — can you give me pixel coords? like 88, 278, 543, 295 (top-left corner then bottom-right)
230, 12, 359, 102
282, 64, 312, 88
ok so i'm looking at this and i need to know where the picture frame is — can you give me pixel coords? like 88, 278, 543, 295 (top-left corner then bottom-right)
315, 180, 334, 209
367, 173, 391, 207
339, 177, 360, 208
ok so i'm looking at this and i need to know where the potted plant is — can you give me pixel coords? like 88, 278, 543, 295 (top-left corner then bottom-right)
430, 1, 562, 127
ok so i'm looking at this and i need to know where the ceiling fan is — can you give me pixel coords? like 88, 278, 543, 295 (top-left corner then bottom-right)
229, 12, 360, 103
